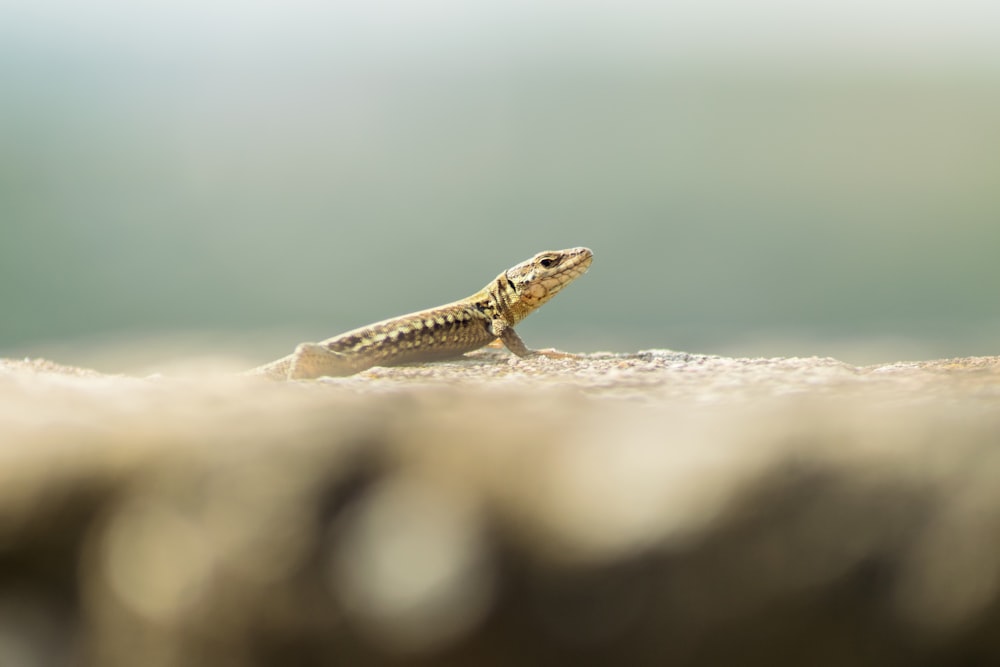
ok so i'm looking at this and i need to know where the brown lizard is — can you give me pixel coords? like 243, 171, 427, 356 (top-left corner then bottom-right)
248, 247, 593, 380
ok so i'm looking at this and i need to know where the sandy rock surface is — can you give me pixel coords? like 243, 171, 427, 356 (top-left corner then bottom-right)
2, 350, 1000, 666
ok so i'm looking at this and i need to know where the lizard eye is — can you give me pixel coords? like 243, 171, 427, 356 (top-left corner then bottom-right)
539, 255, 558, 268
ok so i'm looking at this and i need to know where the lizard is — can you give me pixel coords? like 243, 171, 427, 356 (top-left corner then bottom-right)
247, 247, 593, 380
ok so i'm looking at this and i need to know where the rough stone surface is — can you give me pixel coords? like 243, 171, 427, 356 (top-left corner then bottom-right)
2, 350, 1000, 666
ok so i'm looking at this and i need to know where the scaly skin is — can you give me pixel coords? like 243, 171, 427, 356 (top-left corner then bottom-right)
248, 247, 593, 380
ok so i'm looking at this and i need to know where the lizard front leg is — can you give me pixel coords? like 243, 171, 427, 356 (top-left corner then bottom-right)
492, 320, 578, 360
494, 321, 531, 357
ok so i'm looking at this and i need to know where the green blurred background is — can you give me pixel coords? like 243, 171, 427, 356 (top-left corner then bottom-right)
2, 1, 999, 370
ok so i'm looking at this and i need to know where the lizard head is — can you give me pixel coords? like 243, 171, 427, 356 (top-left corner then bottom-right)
502, 247, 593, 318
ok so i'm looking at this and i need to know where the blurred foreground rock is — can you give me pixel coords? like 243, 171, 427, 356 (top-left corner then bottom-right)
2, 350, 1000, 666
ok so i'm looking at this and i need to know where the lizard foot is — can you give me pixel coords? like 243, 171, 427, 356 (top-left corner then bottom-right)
531, 348, 581, 360
506, 348, 581, 367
